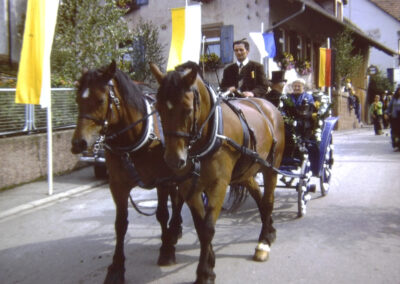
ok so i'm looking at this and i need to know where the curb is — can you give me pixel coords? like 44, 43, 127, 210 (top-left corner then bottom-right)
0, 180, 107, 220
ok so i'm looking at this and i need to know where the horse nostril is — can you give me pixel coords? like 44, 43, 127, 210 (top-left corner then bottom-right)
71, 139, 87, 154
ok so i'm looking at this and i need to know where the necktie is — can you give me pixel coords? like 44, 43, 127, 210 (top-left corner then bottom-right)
239, 63, 243, 73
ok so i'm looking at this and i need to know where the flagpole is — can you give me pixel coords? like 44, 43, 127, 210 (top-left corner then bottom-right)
327, 37, 331, 104
47, 98, 53, 195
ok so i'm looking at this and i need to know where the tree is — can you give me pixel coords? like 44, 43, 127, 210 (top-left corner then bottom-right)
126, 18, 166, 85
51, 0, 164, 85
52, 0, 132, 84
333, 28, 364, 88
367, 69, 393, 104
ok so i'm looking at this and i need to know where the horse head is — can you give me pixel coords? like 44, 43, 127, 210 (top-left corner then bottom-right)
71, 61, 118, 154
150, 62, 200, 171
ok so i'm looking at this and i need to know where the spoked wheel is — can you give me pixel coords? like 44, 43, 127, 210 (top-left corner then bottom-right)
280, 176, 294, 187
320, 138, 334, 196
297, 180, 306, 217
297, 154, 311, 217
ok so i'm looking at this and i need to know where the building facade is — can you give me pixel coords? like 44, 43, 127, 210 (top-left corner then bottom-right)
344, 0, 400, 80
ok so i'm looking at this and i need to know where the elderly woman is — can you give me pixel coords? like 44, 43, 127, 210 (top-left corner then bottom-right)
287, 78, 314, 107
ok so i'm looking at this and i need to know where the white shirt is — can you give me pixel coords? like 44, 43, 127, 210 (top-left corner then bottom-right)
237, 58, 249, 68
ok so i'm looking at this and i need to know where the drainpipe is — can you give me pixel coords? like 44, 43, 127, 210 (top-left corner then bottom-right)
7, 0, 12, 66
265, 2, 306, 32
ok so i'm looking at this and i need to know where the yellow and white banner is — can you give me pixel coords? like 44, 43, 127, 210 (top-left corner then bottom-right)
15, 0, 59, 107
167, 5, 201, 71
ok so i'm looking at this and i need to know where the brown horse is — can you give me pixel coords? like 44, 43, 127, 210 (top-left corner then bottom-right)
71, 61, 184, 284
150, 62, 285, 284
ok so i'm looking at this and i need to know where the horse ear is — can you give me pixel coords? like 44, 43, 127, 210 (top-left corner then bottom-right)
102, 60, 117, 82
182, 68, 197, 88
149, 62, 164, 84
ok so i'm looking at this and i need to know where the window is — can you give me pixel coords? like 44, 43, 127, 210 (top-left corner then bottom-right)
305, 38, 312, 61
274, 28, 286, 59
202, 25, 222, 57
289, 32, 302, 61
202, 24, 233, 64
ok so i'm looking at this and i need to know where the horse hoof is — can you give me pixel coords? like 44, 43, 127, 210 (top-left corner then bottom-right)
104, 269, 125, 284
253, 243, 270, 262
194, 275, 215, 284
157, 254, 176, 266
157, 246, 176, 266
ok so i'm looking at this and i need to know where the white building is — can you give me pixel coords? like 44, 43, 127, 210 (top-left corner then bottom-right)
343, 0, 400, 84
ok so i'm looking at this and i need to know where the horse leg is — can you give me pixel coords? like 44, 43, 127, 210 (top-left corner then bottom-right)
253, 168, 278, 262
168, 186, 184, 241
104, 181, 130, 284
187, 186, 226, 284
156, 185, 183, 266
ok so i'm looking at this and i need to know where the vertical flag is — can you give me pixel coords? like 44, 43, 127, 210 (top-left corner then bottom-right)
167, 5, 201, 71
249, 32, 276, 59
15, 0, 59, 107
318, 47, 332, 88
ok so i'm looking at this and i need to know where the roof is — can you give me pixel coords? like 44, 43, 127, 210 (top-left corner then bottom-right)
299, 0, 398, 55
369, 0, 400, 21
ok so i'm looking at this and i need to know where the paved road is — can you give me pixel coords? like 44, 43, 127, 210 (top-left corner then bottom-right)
1, 127, 399, 284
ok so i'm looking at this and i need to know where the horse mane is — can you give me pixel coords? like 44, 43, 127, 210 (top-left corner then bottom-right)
113, 69, 146, 114
158, 71, 184, 104
175, 61, 203, 79
157, 61, 201, 104
77, 65, 146, 114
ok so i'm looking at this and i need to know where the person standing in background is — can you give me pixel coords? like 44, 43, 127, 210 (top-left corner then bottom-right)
384, 87, 400, 150
265, 70, 286, 108
369, 94, 383, 135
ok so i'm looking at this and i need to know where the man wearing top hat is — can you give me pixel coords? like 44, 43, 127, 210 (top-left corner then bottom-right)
220, 39, 269, 98
265, 70, 286, 107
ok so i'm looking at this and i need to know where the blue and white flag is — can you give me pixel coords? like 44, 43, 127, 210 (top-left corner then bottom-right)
249, 32, 276, 58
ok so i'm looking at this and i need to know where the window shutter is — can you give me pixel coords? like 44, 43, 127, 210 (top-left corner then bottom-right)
220, 25, 233, 64
136, 0, 149, 5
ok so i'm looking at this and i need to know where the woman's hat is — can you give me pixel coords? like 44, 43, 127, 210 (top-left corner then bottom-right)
270, 71, 287, 83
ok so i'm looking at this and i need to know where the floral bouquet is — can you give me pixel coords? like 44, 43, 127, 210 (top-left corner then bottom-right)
295, 59, 312, 76
277, 52, 295, 71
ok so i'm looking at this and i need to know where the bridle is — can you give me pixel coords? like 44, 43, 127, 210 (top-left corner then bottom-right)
78, 80, 157, 154
162, 85, 221, 158
163, 87, 200, 148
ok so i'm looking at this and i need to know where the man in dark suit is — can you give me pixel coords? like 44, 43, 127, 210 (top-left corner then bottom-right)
265, 70, 286, 107
220, 39, 269, 98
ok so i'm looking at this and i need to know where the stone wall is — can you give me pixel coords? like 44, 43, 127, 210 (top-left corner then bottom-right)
0, 129, 83, 189
332, 91, 361, 130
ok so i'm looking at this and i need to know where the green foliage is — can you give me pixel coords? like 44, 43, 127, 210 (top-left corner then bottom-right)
51, 0, 134, 84
200, 53, 221, 71
51, 1, 165, 86
333, 28, 363, 87
367, 68, 393, 103
127, 18, 166, 84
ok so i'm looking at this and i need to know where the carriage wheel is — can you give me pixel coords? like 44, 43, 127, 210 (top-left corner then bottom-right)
297, 180, 310, 217
280, 176, 294, 187
297, 154, 311, 217
320, 138, 334, 196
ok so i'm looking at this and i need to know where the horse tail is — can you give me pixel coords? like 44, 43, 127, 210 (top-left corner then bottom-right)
225, 184, 249, 212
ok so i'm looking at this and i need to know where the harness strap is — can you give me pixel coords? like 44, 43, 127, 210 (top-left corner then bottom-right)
236, 98, 278, 166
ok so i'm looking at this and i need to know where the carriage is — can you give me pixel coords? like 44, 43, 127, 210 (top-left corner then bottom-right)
275, 91, 338, 217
